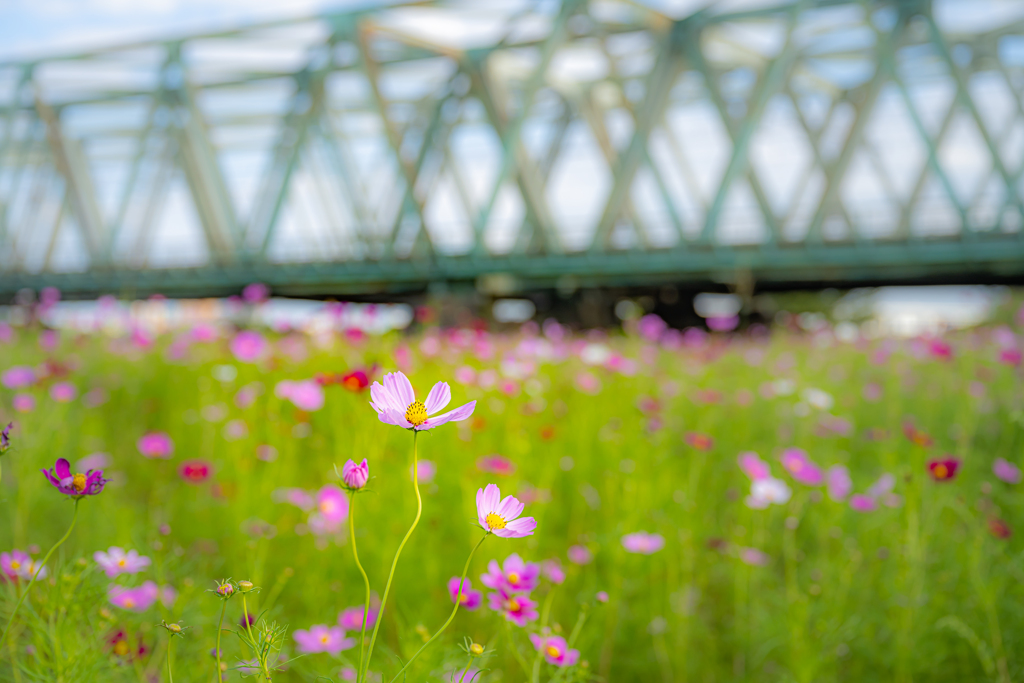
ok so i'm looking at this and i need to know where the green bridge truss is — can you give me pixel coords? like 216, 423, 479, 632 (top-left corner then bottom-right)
1, 0, 1024, 297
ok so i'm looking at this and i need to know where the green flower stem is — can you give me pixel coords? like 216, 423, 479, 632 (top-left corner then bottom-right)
215, 600, 227, 682
457, 656, 476, 683
348, 495, 372, 683
166, 636, 174, 683
0, 498, 79, 654
387, 533, 488, 683
362, 430, 421, 682
505, 621, 532, 678
242, 594, 271, 681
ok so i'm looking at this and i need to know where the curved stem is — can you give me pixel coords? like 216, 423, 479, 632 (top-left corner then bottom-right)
387, 534, 488, 683
0, 499, 79, 653
215, 600, 227, 682
457, 656, 475, 683
362, 431, 421, 682
349, 496, 372, 683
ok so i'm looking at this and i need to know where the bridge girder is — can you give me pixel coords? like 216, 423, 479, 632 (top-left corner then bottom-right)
1, 0, 1024, 297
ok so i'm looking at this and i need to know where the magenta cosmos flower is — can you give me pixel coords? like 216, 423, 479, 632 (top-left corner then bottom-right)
993, 458, 1021, 484
826, 465, 852, 501
49, 382, 77, 403
230, 330, 269, 363
476, 484, 536, 538
137, 432, 174, 458
621, 531, 665, 554
94, 547, 151, 578
780, 448, 824, 486
480, 553, 540, 593
447, 577, 482, 610
293, 625, 355, 654
1, 366, 35, 389
42, 458, 108, 498
342, 459, 369, 490
487, 587, 538, 627
109, 582, 159, 612
338, 605, 378, 631
567, 545, 593, 565
530, 634, 580, 667
738, 452, 771, 481
369, 371, 475, 430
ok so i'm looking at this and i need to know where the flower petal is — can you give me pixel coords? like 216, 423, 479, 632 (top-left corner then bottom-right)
419, 401, 476, 430
424, 382, 451, 415
385, 372, 415, 408
497, 495, 525, 522
54, 458, 71, 479
499, 517, 537, 538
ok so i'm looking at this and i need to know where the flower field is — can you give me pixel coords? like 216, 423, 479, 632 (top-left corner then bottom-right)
1, 301, 1024, 682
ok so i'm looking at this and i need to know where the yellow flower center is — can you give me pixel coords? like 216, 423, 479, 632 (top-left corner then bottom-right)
113, 640, 129, 656
546, 645, 561, 658
507, 572, 520, 584
320, 635, 329, 644
459, 593, 469, 603
505, 598, 520, 612
72, 473, 87, 493
934, 464, 948, 479
486, 513, 507, 530
9, 560, 20, 570
405, 401, 428, 426
344, 376, 361, 390
118, 559, 126, 567
123, 598, 135, 609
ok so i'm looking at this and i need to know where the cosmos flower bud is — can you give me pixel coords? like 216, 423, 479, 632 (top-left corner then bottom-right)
238, 580, 254, 593
167, 623, 182, 633
470, 643, 484, 656
215, 582, 234, 598
342, 459, 369, 490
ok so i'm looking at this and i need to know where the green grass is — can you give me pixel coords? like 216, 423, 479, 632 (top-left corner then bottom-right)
1, 322, 1023, 682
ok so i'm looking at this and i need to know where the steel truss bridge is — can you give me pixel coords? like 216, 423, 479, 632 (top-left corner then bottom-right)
1, 0, 1024, 298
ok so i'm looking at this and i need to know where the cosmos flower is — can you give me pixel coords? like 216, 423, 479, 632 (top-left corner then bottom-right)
528, 634, 580, 667
41, 458, 108, 498
315, 485, 348, 524
369, 372, 476, 431
826, 465, 852, 501
780, 448, 824, 486
340, 370, 371, 392
480, 554, 540, 593
276, 380, 325, 411
273, 488, 315, 511
12, 394, 35, 413
849, 494, 877, 512
49, 382, 77, 402
738, 548, 770, 566
737, 452, 771, 481
567, 545, 593, 565
993, 458, 1021, 484
989, 518, 1012, 539
928, 458, 960, 482
412, 460, 436, 483
621, 531, 665, 555
293, 625, 355, 654
1, 366, 35, 389
342, 459, 369, 490
1, 549, 34, 581
338, 605, 379, 631
94, 547, 151, 578
137, 432, 174, 459
476, 454, 516, 476
476, 484, 536, 538
745, 478, 791, 509
109, 582, 159, 612
447, 577, 482, 610
685, 433, 714, 451
179, 460, 212, 484
903, 422, 934, 447
486, 587, 538, 627
541, 559, 566, 585
230, 331, 269, 363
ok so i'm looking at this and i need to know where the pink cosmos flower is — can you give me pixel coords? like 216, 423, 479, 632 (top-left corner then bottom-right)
685, 432, 714, 451
2, 366, 35, 389
638, 314, 667, 342
230, 330, 269, 363
486, 587, 538, 627
850, 494, 877, 512
739, 548, 770, 566
315, 485, 348, 525
293, 625, 355, 654
621, 531, 665, 555
481, 554, 541, 593
342, 459, 369, 490
994, 458, 1021, 484
542, 559, 566, 585
826, 465, 852, 501
529, 634, 580, 667
1, 549, 34, 581
338, 605, 379, 631
42, 458, 108, 497
780, 448, 824, 486
412, 460, 436, 483
13, 394, 35, 413
242, 282, 270, 304
77, 452, 111, 471
109, 582, 159, 612
49, 382, 77, 403
999, 348, 1022, 366
94, 547, 151, 578
567, 545, 593, 565
276, 380, 325, 411
476, 484, 536, 538
596, 591, 609, 603
137, 432, 173, 458
274, 488, 315, 510
738, 452, 771, 481
866, 474, 895, 498
369, 372, 476, 431
447, 577, 482, 610
477, 454, 516, 476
